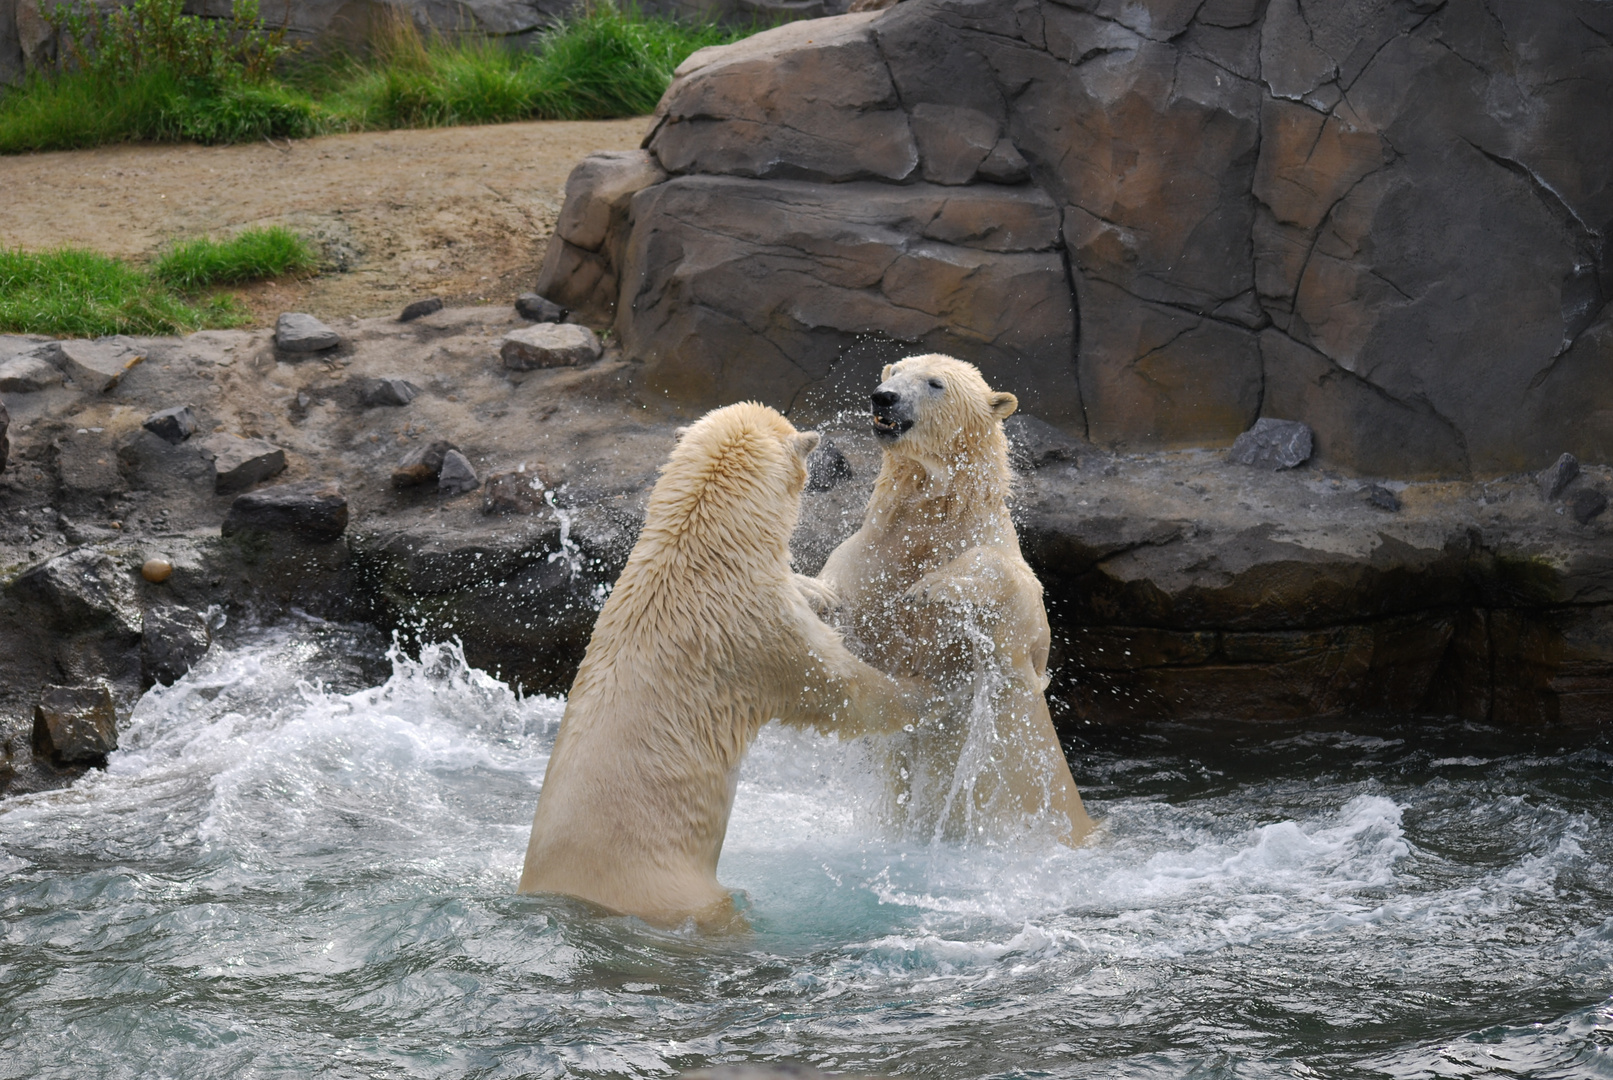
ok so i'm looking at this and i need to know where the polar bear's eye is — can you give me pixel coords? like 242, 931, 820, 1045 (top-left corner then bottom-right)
928, 379, 944, 390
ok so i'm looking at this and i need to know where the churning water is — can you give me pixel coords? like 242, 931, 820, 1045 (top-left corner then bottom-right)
2, 622, 1611, 1080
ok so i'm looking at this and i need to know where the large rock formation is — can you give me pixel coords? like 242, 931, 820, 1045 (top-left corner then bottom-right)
540, 0, 1613, 478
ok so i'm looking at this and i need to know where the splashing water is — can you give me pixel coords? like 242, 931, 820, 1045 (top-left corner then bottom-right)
2, 624, 1611, 1080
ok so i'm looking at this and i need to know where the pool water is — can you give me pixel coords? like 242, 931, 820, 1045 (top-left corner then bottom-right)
2, 623, 1610, 1080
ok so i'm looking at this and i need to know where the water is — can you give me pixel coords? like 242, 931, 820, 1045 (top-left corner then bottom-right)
2, 623, 1610, 1080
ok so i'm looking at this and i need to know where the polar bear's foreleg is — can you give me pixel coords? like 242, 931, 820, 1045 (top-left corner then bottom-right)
775, 616, 927, 738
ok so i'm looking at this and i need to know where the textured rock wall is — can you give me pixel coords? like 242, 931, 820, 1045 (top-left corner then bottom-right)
542, 0, 1613, 477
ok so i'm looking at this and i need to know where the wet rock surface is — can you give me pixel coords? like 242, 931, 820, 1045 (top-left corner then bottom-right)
543, 0, 1613, 475
222, 480, 350, 541
31, 683, 118, 765
1, 308, 1609, 797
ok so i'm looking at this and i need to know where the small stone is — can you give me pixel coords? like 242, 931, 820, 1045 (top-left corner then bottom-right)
357, 377, 419, 407
1364, 484, 1401, 511
1228, 418, 1313, 471
438, 449, 480, 496
1005, 415, 1082, 472
1569, 487, 1606, 524
141, 605, 210, 687
195, 433, 288, 493
275, 313, 340, 353
141, 557, 174, 583
515, 293, 569, 323
222, 479, 349, 541
56, 339, 144, 392
806, 437, 853, 491
142, 405, 198, 444
399, 297, 444, 322
500, 324, 602, 370
1539, 452, 1579, 500
32, 683, 118, 765
392, 440, 456, 487
0, 349, 64, 392
482, 467, 554, 514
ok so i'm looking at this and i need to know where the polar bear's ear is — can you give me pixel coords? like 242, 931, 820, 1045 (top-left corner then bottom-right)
789, 431, 822, 459
674, 425, 691, 441
880, 363, 894, 381
988, 392, 1019, 420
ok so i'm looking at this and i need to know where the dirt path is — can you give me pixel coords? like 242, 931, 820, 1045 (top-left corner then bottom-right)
0, 118, 650, 324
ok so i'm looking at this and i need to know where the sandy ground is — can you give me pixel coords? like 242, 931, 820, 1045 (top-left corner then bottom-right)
0, 118, 650, 324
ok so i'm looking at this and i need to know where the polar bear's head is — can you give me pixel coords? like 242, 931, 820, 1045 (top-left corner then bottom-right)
647, 402, 820, 558
870, 354, 1017, 471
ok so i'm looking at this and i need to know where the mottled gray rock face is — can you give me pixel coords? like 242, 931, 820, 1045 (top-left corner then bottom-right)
500, 323, 602, 370
222, 480, 350, 541
1229, 418, 1313, 471
196, 433, 288, 493
544, 0, 1613, 477
275, 313, 340, 354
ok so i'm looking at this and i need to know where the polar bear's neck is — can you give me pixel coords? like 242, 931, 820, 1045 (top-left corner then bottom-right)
869, 449, 1011, 539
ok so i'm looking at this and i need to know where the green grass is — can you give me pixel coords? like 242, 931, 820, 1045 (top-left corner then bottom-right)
152, 225, 316, 288
0, 227, 313, 336
0, 4, 751, 154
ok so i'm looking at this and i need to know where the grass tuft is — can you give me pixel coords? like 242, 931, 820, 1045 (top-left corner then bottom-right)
0, 248, 244, 336
151, 226, 317, 289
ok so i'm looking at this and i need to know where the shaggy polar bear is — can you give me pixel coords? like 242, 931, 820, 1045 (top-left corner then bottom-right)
519, 402, 917, 924
816, 354, 1095, 846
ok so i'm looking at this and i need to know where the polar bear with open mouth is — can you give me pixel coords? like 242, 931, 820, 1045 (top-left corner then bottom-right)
815, 355, 1095, 846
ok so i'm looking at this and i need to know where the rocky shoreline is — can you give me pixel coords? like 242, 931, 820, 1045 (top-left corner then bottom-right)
3, 307, 1610, 796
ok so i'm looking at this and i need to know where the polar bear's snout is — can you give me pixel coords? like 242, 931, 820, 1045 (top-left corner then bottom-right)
871, 387, 915, 439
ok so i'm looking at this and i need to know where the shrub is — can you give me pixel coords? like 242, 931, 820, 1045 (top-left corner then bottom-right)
151, 226, 317, 289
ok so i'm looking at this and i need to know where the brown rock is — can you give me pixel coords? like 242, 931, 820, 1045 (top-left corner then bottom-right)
534, 150, 667, 325
616, 175, 1080, 427
500, 324, 603, 370
647, 14, 918, 183
32, 683, 118, 765
482, 467, 555, 515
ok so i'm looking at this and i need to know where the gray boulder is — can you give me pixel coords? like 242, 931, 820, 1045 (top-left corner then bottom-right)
195, 433, 289, 493
32, 683, 119, 765
141, 605, 211, 687
500, 324, 603, 370
222, 480, 349, 541
0, 348, 64, 392
533, 150, 667, 325
142, 406, 198, 444
1540, 453, 1579, 500
438, 450, 481, 496
392, 440, 456, 488
1229, 419, 1314, 471
515, 293, 568, 323
541, 0, 1613, 476
357, 377, 420, 407
56, 339, 143, 392
275, 313, 340, 353
1569, 487, 1607, 525
7, 547, 142, 636
806, 437, 853, 491
399, 297, 444, 322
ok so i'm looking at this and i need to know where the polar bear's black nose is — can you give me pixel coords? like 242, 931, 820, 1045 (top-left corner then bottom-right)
872, 390, 899, 409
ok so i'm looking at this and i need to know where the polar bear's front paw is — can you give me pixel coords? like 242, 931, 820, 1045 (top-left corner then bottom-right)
904, 574, 970, 608
794, 574, 840, 618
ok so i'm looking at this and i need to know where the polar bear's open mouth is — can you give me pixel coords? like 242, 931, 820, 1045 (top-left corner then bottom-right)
872, 415, 913, 439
